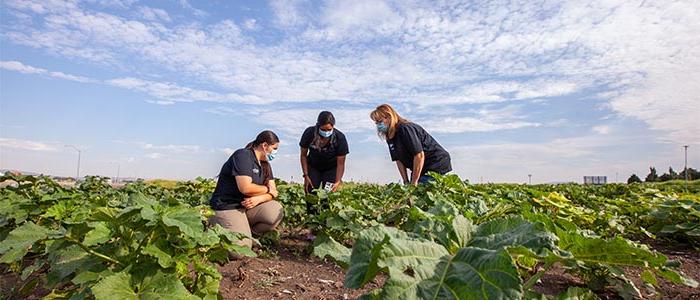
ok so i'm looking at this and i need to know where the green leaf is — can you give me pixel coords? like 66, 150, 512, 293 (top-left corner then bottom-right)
47, 245, 99, 286
469, 216, 558, 256
451, 215, 475, 248
142, 244, 174, 268
313, 233, 351, 268
344, 226, 393, 289
555, 287, 599, 300
0, 221, 48, 263
416, 247, 522, 300
83, 222, 112, 246
640, 269, 657, 286
92, 271, 199, 300
72, 269, 113, 285
21, 258, 46, 280
161, 206, 203, 239
558, 234, 666, 268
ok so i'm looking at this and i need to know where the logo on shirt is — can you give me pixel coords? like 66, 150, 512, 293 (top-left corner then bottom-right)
252, 168, 260, 174
389, 143, 395, 151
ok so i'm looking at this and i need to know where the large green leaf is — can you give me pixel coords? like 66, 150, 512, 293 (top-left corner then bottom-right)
469, 217, 558, 256
83, 222, 112, 246
416, 247, 522, 300
313, 233, 351, 268
451, 215, 475, 248
142, 244, 174, 268
344, 226, 393, 288
161, 206, 203, 239
47, 245, 100, 287
0, 221, 48, 263
92, 271, 198, 300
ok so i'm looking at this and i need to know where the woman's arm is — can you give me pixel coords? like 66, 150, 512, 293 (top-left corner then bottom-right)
241, 193, 273, 209
235, 175, 269, 196
333, 155, 346, 191
410, 151, 425, 186
396, 161, 409, 184
300, 147, 314, 190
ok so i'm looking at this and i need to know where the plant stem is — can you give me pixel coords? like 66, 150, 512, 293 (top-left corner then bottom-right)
524, 260, 555, 290
66, 237, 122, 266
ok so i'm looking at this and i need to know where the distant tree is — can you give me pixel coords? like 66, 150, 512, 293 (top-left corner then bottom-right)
645, 167, 659, 182
627, 174, 642, 184
679, 167, 700, 180
659, 167, 675, 182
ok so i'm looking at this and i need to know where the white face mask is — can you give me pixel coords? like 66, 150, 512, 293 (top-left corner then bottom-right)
319, 128, 334, 138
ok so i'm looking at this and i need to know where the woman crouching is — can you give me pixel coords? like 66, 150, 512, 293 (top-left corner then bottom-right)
210, 130, 284, 248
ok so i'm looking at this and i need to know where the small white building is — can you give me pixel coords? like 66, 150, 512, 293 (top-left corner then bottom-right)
583, 176, 607, 185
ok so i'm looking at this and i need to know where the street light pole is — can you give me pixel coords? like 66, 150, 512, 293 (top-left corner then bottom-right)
65, 145, 81, 182
683, 145, 688, 181
115, 163, 120, 184
528, 174, 532, 185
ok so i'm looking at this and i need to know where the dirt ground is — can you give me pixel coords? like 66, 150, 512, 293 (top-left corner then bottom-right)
218, 234, 383, 300
1, 234, 697, 300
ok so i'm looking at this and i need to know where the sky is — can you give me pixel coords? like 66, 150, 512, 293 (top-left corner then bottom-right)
0, 0, 698, 184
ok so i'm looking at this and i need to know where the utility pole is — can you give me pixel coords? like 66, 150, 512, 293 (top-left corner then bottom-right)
684, 145, 689, 182
65, 145, 81, 182
115, 163, 120, 184
528, 174, 532, 185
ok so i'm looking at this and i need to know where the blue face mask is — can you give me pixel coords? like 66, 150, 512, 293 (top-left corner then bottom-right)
266, 148, 278, 161
376, 122, 389, 133
319, 129, 334, 138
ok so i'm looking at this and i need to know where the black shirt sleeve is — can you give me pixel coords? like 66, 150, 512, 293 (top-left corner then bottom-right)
399, 124, 423, 156
337, 132, 349, 156
232, 150, 254, 177
299, 126, 314, 148
266, 164, 274, 181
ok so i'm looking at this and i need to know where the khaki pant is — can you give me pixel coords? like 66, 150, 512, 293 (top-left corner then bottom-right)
210, 200, 284, 248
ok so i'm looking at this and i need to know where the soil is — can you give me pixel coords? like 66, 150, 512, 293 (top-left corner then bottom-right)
217, 231, 384, 300
1, 233, 697, 300
532, 237, 700, 299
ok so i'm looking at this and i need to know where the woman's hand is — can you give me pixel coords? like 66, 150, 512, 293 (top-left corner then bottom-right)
241, 197, 261, 209
331, 181, 342, 192
266, 181, 279, 198
303, 175, 314, 192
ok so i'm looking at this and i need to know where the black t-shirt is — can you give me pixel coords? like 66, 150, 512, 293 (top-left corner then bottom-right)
299, 126, 349, 171
387, 122, 451, 176
210, 148, 273, 210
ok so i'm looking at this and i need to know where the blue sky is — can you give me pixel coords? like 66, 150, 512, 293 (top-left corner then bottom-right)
1, 0, 698, 183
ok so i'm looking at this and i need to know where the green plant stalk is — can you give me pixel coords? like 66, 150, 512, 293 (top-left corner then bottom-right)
131, 228, 156, 262
523, 260, 555, 290
66, 237, 123, 266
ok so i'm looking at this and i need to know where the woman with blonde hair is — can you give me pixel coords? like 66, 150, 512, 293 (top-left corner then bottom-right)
370, 104, 451, 185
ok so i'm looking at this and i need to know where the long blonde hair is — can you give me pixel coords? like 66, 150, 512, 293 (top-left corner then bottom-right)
370, 104, 409, 139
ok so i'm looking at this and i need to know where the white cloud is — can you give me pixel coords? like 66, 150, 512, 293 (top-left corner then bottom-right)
0, 137, 58, 151
2, 0, 698, 146
85, 0, 138, 10
424, 117, 539, 133
146, 153, 163, 159
136, 6, 171, 22
1, 61, 97, 83
269, 0, 307, 28
247, 107, 375, 135
592, 125, 611, 135
178, 0, 207, 17
243, 19, 257, 30
0, 60, 45, 74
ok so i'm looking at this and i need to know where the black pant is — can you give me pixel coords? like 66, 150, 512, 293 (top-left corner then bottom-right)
306, 166, 336, 214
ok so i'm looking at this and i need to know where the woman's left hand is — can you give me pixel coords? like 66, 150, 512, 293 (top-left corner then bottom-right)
241, 197, 261, 209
